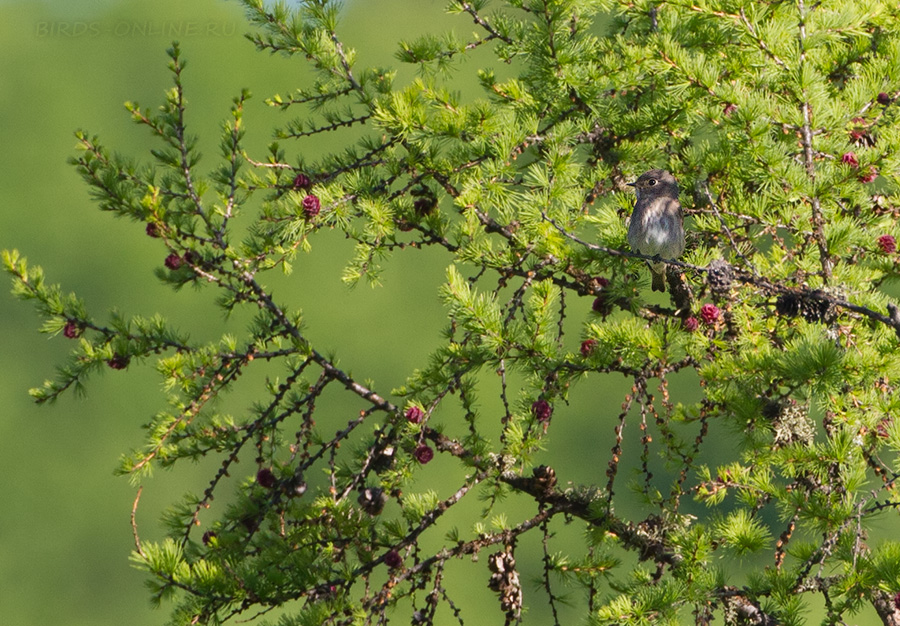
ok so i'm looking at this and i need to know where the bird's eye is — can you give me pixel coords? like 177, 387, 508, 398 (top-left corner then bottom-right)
648, 179, 657, 186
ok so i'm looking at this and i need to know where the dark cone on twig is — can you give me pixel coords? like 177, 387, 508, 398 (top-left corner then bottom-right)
776, 291, 835, 325
706, 259, 733, 297
775, 293, 800, 318
799, 291, 834, 324
358, 487, 387, 516
532, 465, 557, 493
488, 549, 522, 621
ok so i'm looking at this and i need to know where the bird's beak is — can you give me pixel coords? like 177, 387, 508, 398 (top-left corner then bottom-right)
626, 182, 636, 187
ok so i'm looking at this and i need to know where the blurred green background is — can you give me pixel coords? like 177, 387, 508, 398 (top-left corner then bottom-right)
0, 1, 875, 624
0, 1, 457, 624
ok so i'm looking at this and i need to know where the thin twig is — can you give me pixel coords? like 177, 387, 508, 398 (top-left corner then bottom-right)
131, 486, 145, 557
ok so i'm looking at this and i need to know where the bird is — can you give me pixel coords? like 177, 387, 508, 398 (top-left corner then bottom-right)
626, 169, 685, 293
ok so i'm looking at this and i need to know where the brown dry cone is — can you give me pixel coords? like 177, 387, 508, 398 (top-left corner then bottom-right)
627, 169, 686, 292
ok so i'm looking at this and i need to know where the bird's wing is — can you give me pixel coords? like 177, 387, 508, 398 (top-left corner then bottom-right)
664, 196, 683, 223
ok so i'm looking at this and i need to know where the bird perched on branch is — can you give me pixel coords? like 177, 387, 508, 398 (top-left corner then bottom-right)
627, 169, 685, 292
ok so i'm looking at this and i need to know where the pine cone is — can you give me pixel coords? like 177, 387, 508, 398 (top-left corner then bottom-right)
488, 550, 522, 620
706, 259, 733, 295
775, 291, 834, 324
775, 293, 800, 317
799, 290, 834, 324
357, 487, 387, 516
532, 465, 557, 492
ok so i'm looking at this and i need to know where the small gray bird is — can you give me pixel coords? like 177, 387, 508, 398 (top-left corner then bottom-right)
627, 169, 685, 292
